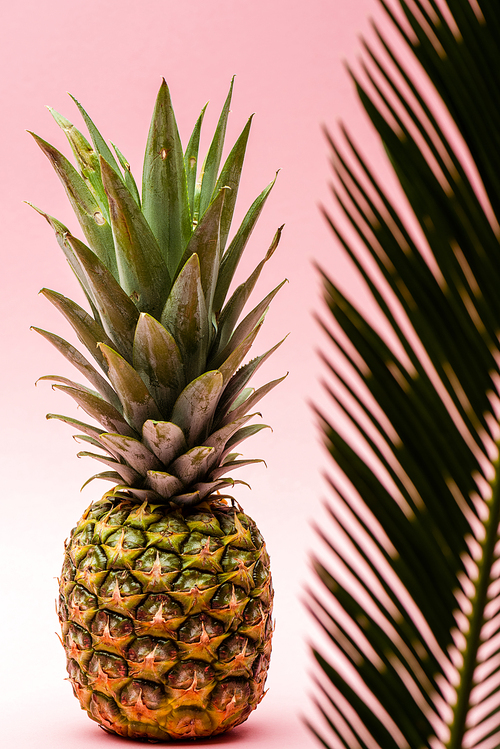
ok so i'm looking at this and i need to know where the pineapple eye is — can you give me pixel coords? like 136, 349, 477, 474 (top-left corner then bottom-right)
135, 548, 179, 572
66, 659, 87, 687
69, 584, 97, 611
211, 679, 250, 711
121, 679, 164, 709
127, 636, 177, 663
168, 661, 214, 689
136, 593, 182, 620
218, 633, 255, 662
66, 622, 92, 650
89, 651, 128, 678
105, 527, 146, 549
79, 545, 107, 572
91, 609, 133, 638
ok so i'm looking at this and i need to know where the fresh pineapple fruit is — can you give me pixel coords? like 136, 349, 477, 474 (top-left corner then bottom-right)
32, 79, 285, 740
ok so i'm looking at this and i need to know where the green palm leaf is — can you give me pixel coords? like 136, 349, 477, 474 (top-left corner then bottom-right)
310, 2, 500, 749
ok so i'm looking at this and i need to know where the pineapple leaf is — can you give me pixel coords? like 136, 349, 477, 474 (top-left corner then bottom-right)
98, 432, 162, 476
73, 434, 106, 451
217, 336, 288, 415
51, 383, 138, 437
105, 485, 163, 503
168, 490, 201, 507
39, 288, 113, 373
34, 81, 285, 522
309, 2, 500, 749
142, 420, 187, 466
212, 115, 253, 254
213, 224, 283, 355
110, 141, 141, 206
30, 206, 100, 319
192, 478, 237, 501
171, 370, 224, 447
169, 445, 216, 486
37, 374, 101, 398
197, 77, 234, 220
176, 186, 227, 321
46, 413, 105, 441
229, 387, 253, 412
80, 471, 123, 490
160, 253, 209, 381
74, 434, 123, 462
211, 278, 287, 370
222, 374, 286, 425
133, 313, 185, 416
100, 156, 170, 318
223, 423, 270, 453
98, 343, 162, 431
203, 415, 265, 473
77, 451, 141, 485
210, 458, 264, 481
213, 173, 278, 313
202, 413, 255, 453
48, 107, 110, 220
65, 232, 140, 361
145, 470, 184, 499
184, 102, 207, 214
69, 93, 122, 175
142, 79, 191, 277
216, 321, 264, 385
31, 326, 120, 409
29, 132, 117, 277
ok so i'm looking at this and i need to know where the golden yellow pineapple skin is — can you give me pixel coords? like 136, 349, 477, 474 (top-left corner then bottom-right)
58, 496, 273, 740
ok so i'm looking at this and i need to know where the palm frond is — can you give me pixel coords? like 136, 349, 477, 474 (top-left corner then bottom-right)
310, 2, 500, 749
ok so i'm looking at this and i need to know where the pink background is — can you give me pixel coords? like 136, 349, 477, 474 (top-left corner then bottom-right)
0, 0, 386, 745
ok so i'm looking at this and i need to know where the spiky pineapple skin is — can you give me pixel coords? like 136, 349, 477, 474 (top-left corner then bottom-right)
58, 496, 273, 740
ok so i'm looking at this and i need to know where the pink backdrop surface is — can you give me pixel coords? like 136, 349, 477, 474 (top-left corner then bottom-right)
0, 0, 386, 745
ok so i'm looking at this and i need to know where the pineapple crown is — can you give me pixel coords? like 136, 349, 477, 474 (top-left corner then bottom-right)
31, 79, 286, 507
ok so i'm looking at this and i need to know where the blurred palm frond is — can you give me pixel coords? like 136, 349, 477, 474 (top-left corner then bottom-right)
309, 2, 500, 748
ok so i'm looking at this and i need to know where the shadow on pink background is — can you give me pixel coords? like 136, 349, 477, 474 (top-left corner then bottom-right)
0, 0, 388, 745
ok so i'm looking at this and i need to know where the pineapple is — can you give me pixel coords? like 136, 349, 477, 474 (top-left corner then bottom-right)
31, 79, 285, 740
